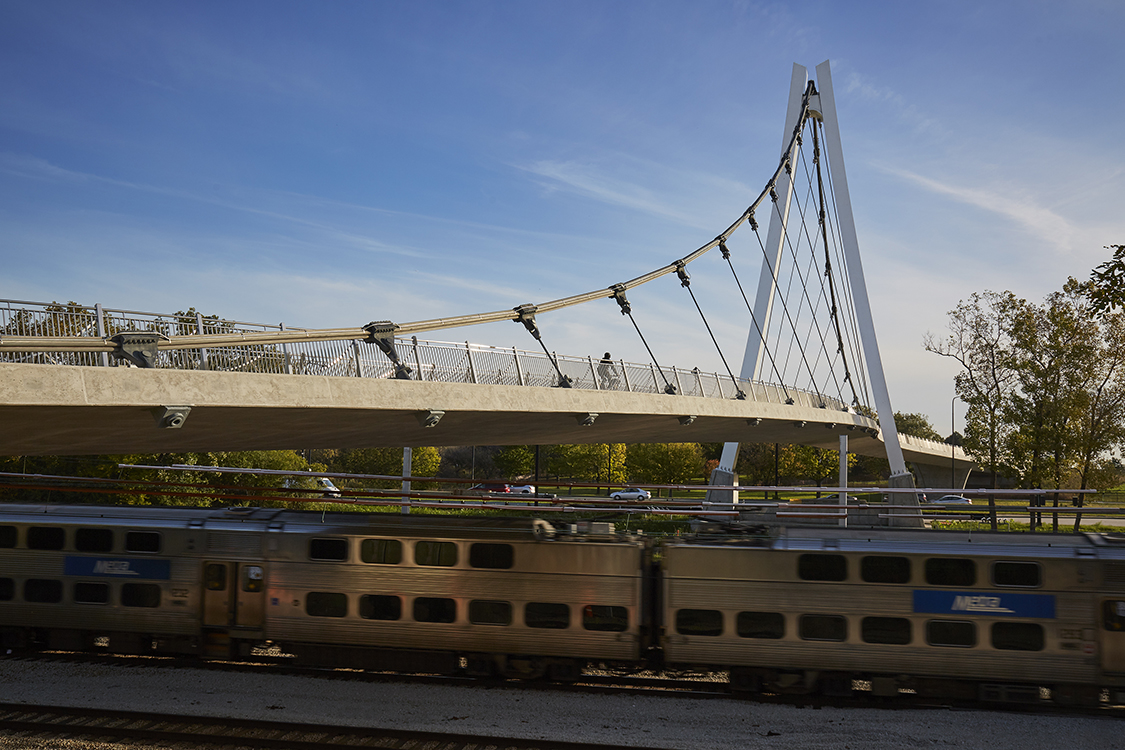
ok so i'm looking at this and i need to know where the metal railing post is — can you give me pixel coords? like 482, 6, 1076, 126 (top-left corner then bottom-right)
279, 322, 291, 374
95, 303, 109, 367
351, 340, 363, 377
620, 359, 631, 392
466, 342, 477, 383
673, 367, 684, 395
412, 336, 423, 381
588, 355, 598, 389
196, 312, 210, 371
514, 346, 524, 386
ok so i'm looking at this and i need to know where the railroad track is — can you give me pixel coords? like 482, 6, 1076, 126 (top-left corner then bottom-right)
0, 702, 673, 750
5, 652, 1123, 718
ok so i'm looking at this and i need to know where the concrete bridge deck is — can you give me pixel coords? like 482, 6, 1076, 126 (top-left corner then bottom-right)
0, 363, 973, 478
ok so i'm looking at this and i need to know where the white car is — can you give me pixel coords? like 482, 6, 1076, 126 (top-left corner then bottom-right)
508, 484, 536, 495
610, 488, 652, 502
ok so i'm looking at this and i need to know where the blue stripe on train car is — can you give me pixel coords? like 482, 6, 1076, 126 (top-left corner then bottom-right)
64, 556, 172, 580
913, 590, 1056, 619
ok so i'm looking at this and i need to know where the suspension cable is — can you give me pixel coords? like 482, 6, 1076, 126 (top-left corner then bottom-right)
673, 262, 745, 399
813, 121, 860, 408
610, 285, 676, 395
717, 238, 792, 402
513, 304, 571, 388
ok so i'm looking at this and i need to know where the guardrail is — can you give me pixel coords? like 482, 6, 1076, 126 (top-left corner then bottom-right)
0, 298, 854, 410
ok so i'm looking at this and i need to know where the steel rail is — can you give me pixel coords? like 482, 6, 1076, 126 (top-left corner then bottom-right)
0, 702, 669, 750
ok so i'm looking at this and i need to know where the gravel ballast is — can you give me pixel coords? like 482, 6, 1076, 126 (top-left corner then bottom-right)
0, 660, 1120, 749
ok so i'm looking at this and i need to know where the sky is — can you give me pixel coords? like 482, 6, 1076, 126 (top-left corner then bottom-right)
2, 0, 1124, 438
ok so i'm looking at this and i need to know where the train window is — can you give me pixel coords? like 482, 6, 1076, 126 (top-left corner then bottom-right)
241, 566, 264, 593
525, 602, 570, 629
359, 594, 402, 621
861, 556, 911, 584
736, 611, 784, 639
861, 617, 911, 645
306, 592, 347, 617
413, 597, 456, 623
415, 541, 457, 567
308, 538, 348, 561
799, 615, 847, 642
121, 583, 161, 608
0, 526, 17, 548
27, 527, 64, 550
360, 539, 402, 565
0, 578, 14, 601
469, 543, 514, 569
125, 531, 161, 553
798, 554, 847, 582
470, 600, 512, 626
926, 620, 976, 647
204, 564, 227, 591
74, 582, 109, 604
992, 561, 1041, 588
991, 622, 1044, 651
676, 609, 723, 637
1104, 601, 1125, 631
75, 528, 114, 553
924, 558, 975, 587
24, 579, 63, 603
583, 605, 628, 632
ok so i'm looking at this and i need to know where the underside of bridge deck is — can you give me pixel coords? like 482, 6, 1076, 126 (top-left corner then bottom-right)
0, 364, 973, 474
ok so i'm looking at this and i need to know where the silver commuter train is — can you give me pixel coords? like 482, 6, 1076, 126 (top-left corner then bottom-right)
661, 526, 1125, 706
0, 504, 648, 681
2, 502, 1125, 706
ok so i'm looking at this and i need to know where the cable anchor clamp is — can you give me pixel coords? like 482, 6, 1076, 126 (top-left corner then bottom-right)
364, 321, 412, 379
609, 284, 632, 315
675, 260, 690, 288
718, 239, 730, 260
513, 304, 541, 340
110, 331, 169, 369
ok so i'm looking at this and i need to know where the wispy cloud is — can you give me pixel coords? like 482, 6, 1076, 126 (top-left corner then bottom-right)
877, 164, 1079, 253
843, 71, 946, 139
516, 157, 750, 230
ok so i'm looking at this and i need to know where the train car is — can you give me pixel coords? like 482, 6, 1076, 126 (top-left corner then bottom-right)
0, 503, 229, 655
661, 526, 1125, 706
257, 513, 649, 679
0, 505, 650, 681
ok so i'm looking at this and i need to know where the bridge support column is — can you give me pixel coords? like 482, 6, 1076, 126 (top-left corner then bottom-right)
705, 467, 738, 506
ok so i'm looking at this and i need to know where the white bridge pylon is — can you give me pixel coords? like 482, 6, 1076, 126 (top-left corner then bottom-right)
716, 61, 920, 522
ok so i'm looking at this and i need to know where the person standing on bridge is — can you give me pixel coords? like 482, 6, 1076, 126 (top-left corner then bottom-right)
598, 352, 619, 390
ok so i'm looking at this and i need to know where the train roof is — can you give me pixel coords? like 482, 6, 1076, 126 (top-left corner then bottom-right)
0, 504, 555, 540
675, 524, 1125, 559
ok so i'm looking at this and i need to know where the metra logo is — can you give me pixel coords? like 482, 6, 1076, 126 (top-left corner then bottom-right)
91, 560, 138, 576
912, 590, 1055, 619
951, 595, 1014, 614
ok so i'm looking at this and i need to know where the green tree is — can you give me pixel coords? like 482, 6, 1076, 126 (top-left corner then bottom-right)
894, 412, 943, 442
924, 291, 1022, 488
1086, 244, 1125, 314
494, 446, 535, 478
626, 443, 704, 496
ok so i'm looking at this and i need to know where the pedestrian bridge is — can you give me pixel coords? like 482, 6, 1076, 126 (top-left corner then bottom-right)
0, 61, 977, 490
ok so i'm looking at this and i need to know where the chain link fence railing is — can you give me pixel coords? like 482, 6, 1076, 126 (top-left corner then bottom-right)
1, 298, 852, 410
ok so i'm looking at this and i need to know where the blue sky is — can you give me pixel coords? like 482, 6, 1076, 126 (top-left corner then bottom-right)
2, 0, 1123, 437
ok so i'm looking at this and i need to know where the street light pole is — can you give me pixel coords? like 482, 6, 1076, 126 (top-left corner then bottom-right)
950, 396, 956, 490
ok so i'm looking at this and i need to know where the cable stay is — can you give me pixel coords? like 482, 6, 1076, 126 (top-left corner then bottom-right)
672, 262, 745, 400
812, 121, 861, 408
512, 304, 571, 388
609, 285, 676, 395
716, 238, 793, 403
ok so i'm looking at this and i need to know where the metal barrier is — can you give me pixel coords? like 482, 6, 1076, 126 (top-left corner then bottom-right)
0, 298, 851, 409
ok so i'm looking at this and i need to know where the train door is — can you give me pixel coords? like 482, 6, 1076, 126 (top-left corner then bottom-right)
202, 561, 266, 629
1102, 599, 1125, 673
